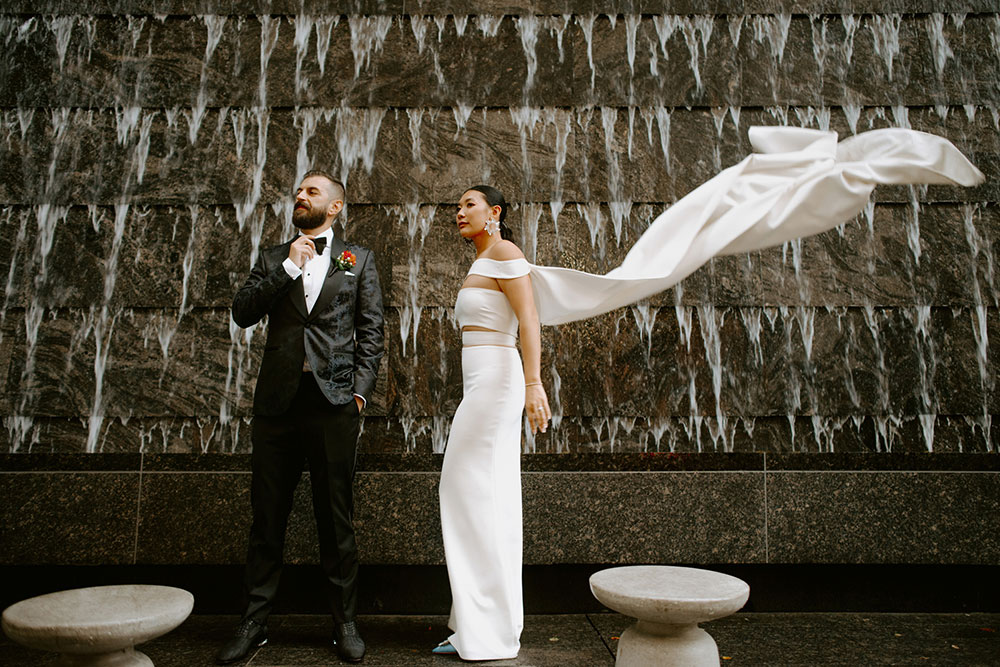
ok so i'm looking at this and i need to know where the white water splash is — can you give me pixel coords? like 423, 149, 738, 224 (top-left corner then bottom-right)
45, 15, 74, 72
315, 16, 339, 74
395, 204, 437, 354
519, 202, 543, 263
349, 15, 391, 78
925, 13, 954, 79
577, 15, 597, 89
188, 15, 227, 143
335, 106, 386, 186
257, 16, 280, 106
869, 14, 902, 81
476, 15, 502, 37
841, 15, 861, 65
515, 15, 540, 98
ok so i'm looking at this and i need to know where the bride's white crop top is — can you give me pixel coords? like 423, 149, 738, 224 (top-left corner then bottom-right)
454, 258, 531, 335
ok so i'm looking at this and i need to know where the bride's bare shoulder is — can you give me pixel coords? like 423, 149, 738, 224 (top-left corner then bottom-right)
482, 241, 524, 262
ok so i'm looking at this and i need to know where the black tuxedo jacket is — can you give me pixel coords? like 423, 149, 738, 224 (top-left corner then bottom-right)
232, 235, 384, 416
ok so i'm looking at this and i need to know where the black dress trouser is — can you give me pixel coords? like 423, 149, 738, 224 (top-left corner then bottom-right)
243, 372, 361, 624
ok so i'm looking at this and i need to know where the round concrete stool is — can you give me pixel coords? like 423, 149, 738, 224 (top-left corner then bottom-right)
590, 566, 749, 667
2, 584, 194, 666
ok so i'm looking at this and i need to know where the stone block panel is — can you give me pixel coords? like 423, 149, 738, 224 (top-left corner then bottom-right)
3, 460, 1000, 567
522, 471, 766, 563
136, 470, 252, 564
0, 202, 993, 314
0, 471, 139, 565
2, 303, 994, 424
767, 471, 1000, 564
354, 471, 443, 564
129, 469, 769, 565
134, 469, 442, 565
0, 203, 394, 311
0, 1, 405, 14
4, 1, 999, 16
0, 415, 259, 455
1, 107, 995, 206
4, 411, 996, 455
1, 14, 997, 107
1, 306, 258, 419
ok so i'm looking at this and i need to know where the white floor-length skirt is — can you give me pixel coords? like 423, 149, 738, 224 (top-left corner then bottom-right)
440, 335, 525, 660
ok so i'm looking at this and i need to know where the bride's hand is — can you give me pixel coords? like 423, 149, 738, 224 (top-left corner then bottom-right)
525, 384, 552, 434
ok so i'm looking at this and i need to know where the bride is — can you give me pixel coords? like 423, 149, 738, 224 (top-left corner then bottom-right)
435, 184, 551, 660
433, 126, 983, 660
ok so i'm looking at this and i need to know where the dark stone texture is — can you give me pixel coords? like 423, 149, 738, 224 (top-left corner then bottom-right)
3, 461, 1000, 567
142, 452, 252, 470
767, 471, 1000, 564
523, 471, 767, 563
135, 470, 252, 564
4, 1, 1000, 13
1, 15, 997, 108
1, 108, 996, 206
0, 471, 139, 565
0, 452, 141, 470
355, 471, 443, 564
767, 452, 1000, 471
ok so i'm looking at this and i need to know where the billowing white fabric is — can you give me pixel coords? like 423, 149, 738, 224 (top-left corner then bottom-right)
455, 287, 520, 336
529, 126, 985, 325
440, 342, 524, 661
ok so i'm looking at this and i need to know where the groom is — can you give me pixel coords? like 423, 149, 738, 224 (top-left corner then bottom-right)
218, 170, 384, 664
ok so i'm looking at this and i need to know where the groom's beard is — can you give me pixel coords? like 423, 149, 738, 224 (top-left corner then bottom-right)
292, 203, 327, 229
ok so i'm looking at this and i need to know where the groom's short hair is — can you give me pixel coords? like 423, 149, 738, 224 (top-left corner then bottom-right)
302, 169, 345, 202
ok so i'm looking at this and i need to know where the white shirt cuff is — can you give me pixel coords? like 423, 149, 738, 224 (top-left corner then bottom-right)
282, 257, 302, 279
353, 393, 366, 409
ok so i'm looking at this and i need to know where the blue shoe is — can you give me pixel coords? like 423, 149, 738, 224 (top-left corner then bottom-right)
432, 640, 458, 655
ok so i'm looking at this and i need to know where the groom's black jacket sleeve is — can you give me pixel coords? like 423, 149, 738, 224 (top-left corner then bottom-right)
232, 239, 385, 416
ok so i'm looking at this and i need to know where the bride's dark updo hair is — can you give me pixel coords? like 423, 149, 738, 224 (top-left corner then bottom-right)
468, 184, 516, 243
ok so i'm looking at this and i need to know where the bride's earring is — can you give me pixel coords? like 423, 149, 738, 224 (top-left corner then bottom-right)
485, 218, 499, 236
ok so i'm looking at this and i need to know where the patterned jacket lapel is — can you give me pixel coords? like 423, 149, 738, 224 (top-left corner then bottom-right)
277, 241, 309, 319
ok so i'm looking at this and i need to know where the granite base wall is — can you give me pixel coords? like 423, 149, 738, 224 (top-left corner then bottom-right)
2, 452, 999, 613
3, 453, 997, 568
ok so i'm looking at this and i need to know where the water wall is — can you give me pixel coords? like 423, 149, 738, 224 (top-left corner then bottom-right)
2, 4, 997, 457
0, 2, 998, 585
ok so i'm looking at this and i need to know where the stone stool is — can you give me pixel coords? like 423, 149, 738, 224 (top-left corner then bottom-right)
590, 565, 749, 667
2, 584, 194, 666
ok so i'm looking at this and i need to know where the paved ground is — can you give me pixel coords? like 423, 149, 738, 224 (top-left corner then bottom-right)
2, 613, 999, 665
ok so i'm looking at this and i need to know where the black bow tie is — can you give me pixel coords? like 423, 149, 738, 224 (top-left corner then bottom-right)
312, 237, 328, 255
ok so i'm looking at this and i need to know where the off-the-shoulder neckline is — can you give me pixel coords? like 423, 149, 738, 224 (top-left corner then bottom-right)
471, 257, 529, 264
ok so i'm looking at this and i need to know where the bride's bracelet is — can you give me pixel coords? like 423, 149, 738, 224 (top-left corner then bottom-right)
525, 382, 542, 387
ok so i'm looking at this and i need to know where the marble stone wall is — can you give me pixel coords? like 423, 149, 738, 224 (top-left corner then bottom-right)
0, 2, 997, 458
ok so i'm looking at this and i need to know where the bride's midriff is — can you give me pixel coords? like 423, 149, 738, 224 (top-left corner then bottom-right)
462, 326, 516, 348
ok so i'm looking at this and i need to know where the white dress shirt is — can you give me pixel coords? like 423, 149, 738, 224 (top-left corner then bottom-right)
281, 227, 333, 313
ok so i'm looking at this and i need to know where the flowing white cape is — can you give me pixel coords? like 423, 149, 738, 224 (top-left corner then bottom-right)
529, 126, 985, 325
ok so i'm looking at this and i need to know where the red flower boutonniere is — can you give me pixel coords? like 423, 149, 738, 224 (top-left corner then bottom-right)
335, 250, 357, 271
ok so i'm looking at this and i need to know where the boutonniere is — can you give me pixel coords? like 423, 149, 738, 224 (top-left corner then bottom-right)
335, 250, 357, 271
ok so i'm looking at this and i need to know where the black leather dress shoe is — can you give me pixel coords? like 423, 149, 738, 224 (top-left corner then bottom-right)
333, 621, 366, 663
215, 617, 267, 664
